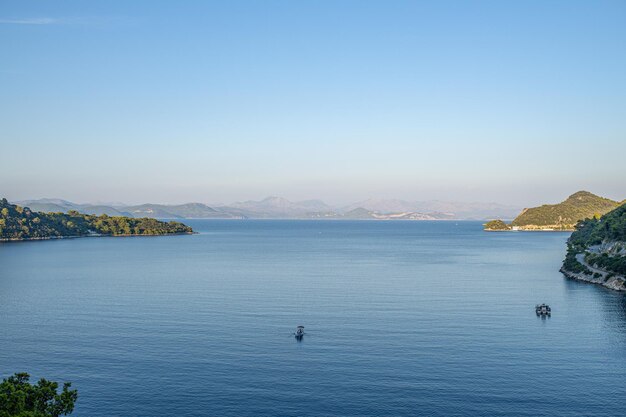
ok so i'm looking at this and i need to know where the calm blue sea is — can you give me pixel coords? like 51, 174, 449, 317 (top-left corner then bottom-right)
1, 220, 626, 416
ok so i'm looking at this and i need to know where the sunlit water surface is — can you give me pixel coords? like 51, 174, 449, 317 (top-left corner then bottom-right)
1, 220, 625, 416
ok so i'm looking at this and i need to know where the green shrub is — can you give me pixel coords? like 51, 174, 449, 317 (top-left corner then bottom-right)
0, 372, 77, 417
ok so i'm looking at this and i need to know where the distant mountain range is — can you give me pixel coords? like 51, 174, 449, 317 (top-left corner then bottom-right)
342, 198, 518, 220
14, 196, 521, 221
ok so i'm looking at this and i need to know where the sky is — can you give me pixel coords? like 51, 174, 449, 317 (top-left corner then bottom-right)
1, 0, 625, 206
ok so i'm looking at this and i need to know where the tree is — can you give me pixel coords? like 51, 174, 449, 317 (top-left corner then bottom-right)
0, 373, 77, 417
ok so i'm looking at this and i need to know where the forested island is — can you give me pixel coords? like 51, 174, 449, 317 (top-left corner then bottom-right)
0, 198, 193, 241
483, 219, 511, 231
483, 191, 622, 231
560, 202, 626, 291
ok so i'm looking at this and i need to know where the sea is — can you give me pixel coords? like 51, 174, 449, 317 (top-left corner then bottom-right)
1, 220, 625, 416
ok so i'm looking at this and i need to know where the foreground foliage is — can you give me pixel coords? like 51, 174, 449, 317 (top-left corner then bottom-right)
0, 198, 193, 240
0, 373, 77, 417
568, 203, 626, 247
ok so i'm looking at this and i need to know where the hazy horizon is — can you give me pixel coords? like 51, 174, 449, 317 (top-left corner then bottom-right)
5, 186, 626, 209
9, 188, 625, 210
2, 1, 625, 207
12, 194, 523, 208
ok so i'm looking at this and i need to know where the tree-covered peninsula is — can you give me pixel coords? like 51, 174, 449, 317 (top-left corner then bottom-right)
0, 198, 193, 241
560, 202, 626, 291
511, 191, 620, 230
483, 191, 622, 231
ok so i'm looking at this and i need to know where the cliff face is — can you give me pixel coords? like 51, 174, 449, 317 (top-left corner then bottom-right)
560, 203, 626, 291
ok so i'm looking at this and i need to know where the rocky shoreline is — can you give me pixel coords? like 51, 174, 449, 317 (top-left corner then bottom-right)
560, 266, 626, 292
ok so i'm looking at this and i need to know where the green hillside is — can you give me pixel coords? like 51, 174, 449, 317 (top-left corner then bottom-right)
511, 191, 620, 229
563, 202, 626, 277
568, 203, 626, 247
0, 198, 192, 241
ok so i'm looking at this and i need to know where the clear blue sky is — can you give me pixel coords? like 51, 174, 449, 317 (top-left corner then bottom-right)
1, 1, 625, 206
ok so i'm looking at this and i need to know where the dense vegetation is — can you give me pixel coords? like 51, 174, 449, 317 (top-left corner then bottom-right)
0, 199, 193, 240
585, 252, 626, 276
511, 191, 619, 228
562, 203, 626, 276
568, 203, 626, 247
562, 247, 591, 275
0, 373, 77, 417
483, 219, 511, 231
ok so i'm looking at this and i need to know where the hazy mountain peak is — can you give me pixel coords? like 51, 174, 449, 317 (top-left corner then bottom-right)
343, 198, 415, 214
261, 196, 292, 205
17, 198, 80, 208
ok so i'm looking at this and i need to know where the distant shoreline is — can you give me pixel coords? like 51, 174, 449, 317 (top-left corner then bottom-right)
485, 228, 574, 232
0, 232, 194, 243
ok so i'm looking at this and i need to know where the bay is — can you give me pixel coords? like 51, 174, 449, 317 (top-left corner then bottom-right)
1, 220, 625, 416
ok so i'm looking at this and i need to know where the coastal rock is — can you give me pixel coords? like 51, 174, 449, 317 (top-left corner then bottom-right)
560, 202, 626, 292
560, 267, 626, 292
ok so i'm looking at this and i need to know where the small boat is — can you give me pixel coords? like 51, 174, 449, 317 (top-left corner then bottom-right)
535, 304, 551, 316
295, 326, 304, 339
